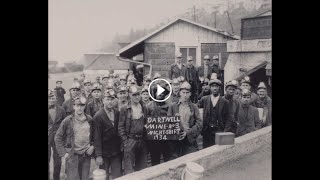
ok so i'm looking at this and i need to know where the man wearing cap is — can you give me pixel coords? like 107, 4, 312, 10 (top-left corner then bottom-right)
118, 85, 148, 174
252, 82, 272, 127
135, 65, 144, 86
141, 86, 150, 106
101, 73, 110, 91
143, 74, 152, 87
95, 76, 102, 85
55, 80, 66, 106
146, 87, 172, 165
86, 83, 103, 118
184, 56, 199, 103
93, 90, 122, 180
239, 76, 259, 104
198, 55, 214, 80
119, 75, 127, 86
198, 77, 232, 148
223, 80, 241, 134
198, 78, 211, 100
234, 87, 242, 100
113, 73, 120, 87
48, 89, 66, 180
55, 96, 94, 180
167, 82, 202, 157
79, 73, 86, 90
236, 89, 260, 136
62, 82, 81, 116
126, 69, 135, 83
210, 55, 221, 79
82, 79, 94, 104
169, 52, 186, 80
117, 85, 129, 111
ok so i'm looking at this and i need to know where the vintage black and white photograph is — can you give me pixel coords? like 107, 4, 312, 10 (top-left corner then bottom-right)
49, 0, 272, 179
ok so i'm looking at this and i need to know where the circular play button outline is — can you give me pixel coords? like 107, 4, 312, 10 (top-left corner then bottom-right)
148, 78, 172, 102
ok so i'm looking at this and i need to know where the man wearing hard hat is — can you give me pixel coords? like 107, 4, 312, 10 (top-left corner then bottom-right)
198, 75, 232, 148
184, 56, 199, 103
118, 85, 148, 175
82, 79, 94, 104
93, 90, 122, 180
236, 89, 260, 136
55, 96, 94, 180
167, 81, 202, 158
252, 82, 272, 127
223, 80, 241, 134
169, 52, 186, 80
85, 83, 103, 118
48, 89, 66, 180
62, 82, 81, 116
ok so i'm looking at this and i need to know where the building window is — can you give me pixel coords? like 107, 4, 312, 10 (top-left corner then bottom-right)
180, 47, 196, 64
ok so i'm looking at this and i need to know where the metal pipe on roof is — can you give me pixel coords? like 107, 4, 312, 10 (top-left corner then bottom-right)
115, 54, 152, 75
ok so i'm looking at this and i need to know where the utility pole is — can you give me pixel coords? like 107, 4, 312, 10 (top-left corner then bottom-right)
214, 12, 217, 28
226, 11, 234, 33
193, 5, 196, 22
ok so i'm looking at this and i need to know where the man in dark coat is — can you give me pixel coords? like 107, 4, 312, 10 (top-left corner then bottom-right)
210, 55, 222, 79
85, 83, 103, 118
184, 56, 199, 103
252, 82, 272, 127
48, 89, 66, 180
198, 77, 232, 148
169, 52, 187, 80
62, 82, 81, 116
236, 89, 260, 136
223, 80, 241, 134
118, 86, 148, 175
54, 80, 66, 106
167, 82, 202, 158
55, 96, 94, 180
197, 55, 214, 80
198, 78, 211, 100
93, 90, 122, 180
146, 90, 173, 165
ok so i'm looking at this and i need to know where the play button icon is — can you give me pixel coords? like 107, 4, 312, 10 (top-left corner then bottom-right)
156, 84, 165, 96
148, 78, 172, 102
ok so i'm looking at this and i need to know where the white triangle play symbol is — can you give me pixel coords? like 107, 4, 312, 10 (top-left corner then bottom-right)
156, 84, 165, 96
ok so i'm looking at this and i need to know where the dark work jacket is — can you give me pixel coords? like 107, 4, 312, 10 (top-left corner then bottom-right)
93, 108, 121, 158
118, 102, 148, 142
197, 65, 214, 79
54, 113, 93, 157
223, 95, 241, 133
252, 95, 272, 126
147, 101, 169, 117
62, 98, 75, 116
198, 95, 232, 134
169, 63, 187, 80
236, 104, 259, 136
54, 87, 66, 105
184, 65, 199, 92
86, 98, 103, 118
167, 101, 202, 144
48, 106, 66, 145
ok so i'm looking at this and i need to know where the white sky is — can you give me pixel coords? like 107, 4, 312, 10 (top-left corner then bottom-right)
49, 0, 210, 63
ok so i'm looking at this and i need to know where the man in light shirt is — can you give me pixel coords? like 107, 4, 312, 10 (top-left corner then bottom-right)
198, 77, 232, 148
55, 96, 94, 180
167, 82, 202, 158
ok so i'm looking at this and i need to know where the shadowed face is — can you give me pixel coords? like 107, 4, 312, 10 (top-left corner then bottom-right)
234, 89, 242, 99
141, 92, 149, 101
241, 95, 251, 105
48, 96, 56, 106
130, 93, 141, 103
257, 89, 267, 98
210, 84, 220, 96
70, 89, 80, 98
179, 89, 191, 102
73, 104, 86, 115
176, 57, 182, 64
92, 90, 101, 99
103, 96, 114, 109
226, 86, 236, 96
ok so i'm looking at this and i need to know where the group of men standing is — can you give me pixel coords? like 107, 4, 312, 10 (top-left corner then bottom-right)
48, 54, 271, 180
